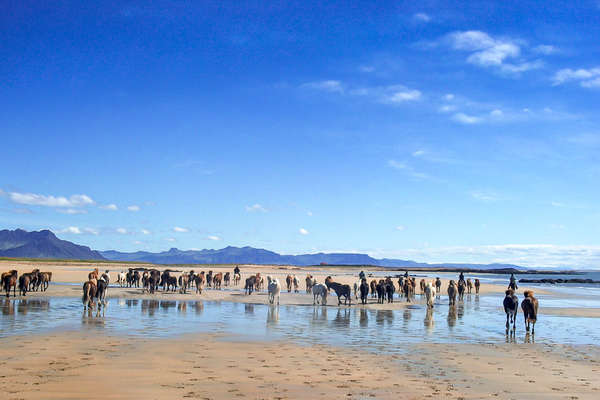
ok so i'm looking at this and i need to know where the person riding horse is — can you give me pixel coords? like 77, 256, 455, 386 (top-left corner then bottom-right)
458, 272, 465, 286
233, 266, 240, 275
359, 271, 365, 280
404, 270, 409, 278
508, 273, 518, 290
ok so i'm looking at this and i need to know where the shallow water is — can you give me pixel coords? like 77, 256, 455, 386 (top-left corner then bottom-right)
1, 294, 598, 348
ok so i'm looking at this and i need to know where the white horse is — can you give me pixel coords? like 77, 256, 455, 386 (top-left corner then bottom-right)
424, 282, 436, 308
117, 271, 126, 287
352, 280, 362, 299
268, 278, 281, 305
312, 283, 328, 305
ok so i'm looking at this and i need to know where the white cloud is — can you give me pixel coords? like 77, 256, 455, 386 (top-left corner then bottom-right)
446, 30, 542, 73
207, 235, 221, 241
6, 192, 94, 208
396, 225, 405, 231
387, 160, 430, 180
60, 226, 82, 234
127, 205, 140, 212
301, 80, 344, 93
383, 89, 421, 103
133, 240, 143, 245
470, 190, 499, 202
173, 226, 189, 233
413, 12, 431, 22
116, 228, 128, 234
83, 227, 99, 235
412, 150, 426, 157
452, 113, 482, 124
299, 228, 309, 235
141, 229, 151, 235
359, 65, 375, 73
490, 109, 504, 117
165, 237, 176, 242
552, 67, 600, 87
444, 93, 455, 100
439, 104, 457, 113
533, 44, 558, 55
245, 203, 268, 213
58, 208, 88, 215
100, 204, 118, 211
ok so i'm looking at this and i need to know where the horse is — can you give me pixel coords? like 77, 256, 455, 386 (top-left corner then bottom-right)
403, 279, 412, 302
96, 278, 108, 307
39, 272, 52, 291
194, 272, 205, 294
466, 278, 473, 294
82, 280, 97, 310
370, 279, 377, 298
148, 270, 161, 293
521, 290, 538, 334
305, 275, 314, 293
213, 272, 223, 290
457, 280, 466, 301
233, 273, 241, 286
324, 276, 334, 293
164, 275, 177, 292
352, 280, 362, 300
117, 271, 126, 287
435, 277, 442, 295
245, 275, 257, 295
359, 279, 369, 304
447, 280, 457, 305
2, 270, 18, 298
268, 278, 281, 305
474, 278, 481, 294
312, 283, 327, 305
503, 289, 519, 333
328, 281, 352, 306
292, 275, 299, 293
206, 271, 213, 288
88, 268, 99, 281
376, 281, 385, 304
419, 279, 426, 295
424, 282, 436, 308
18, 274, 31, 296
285, 275, 293, 292
179, 273, 189, 294
385, 280, 395, 303
132, 270, 141, 288
223, 272, 230, 287
101, 272, 110, 286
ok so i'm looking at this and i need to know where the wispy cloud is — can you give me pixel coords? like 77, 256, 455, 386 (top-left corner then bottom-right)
60, 226, 82, 234
470, 190, 500, 202
4, 191, 94, 208
173, 226, 189, 233
206, 235, 221, 241
245, 203, 268, 213
300, 80, 344, 93
165, 237, 176, 242
141, 229, 151, 235
452, 112, 482, 124
299, 228, 309, 235
552, 67, 600, 88
444, 30, 543, 74
116, 227, 128, 234
396, 225, 405, 231
127, 205, 140, 212
58, 208, 88, 215
387, 160, 430, 180
100, 204, 118, 211
533, 44, 558, 55
413, 12, 431, 22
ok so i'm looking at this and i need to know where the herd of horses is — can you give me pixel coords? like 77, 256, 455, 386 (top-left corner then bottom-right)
1, 269, 52, 297
2, 265, 539, 334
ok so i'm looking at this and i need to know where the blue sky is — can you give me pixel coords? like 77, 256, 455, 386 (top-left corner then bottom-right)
1, 1, 600, 268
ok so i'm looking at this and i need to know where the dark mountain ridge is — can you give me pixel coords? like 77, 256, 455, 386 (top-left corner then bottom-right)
0, 229, 105, 260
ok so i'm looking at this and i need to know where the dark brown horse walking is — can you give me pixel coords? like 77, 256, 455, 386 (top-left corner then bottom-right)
2, 270, 18, 298
521, 290, 539, 334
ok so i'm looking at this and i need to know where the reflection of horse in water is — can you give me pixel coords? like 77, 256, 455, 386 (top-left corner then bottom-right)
403, 308, 412, 322
359, 308, 368, 327
424, 307, 434, 332
267, 305, 279, 323
375, 309, 394, 327
447, 304, 457, 328
334, 308, 351, 327
244, 303, 254, 314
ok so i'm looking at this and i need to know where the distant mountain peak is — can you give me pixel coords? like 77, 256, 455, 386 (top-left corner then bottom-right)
0, 229, 105, 260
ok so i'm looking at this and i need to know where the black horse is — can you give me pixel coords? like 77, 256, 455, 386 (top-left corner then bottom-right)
359, 279, 369, 304
328, 281, 352, 306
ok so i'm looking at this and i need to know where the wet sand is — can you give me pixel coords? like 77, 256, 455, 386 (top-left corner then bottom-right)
1, 331, 598, 400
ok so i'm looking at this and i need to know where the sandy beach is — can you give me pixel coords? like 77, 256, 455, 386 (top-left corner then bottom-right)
2, 260, 599, 399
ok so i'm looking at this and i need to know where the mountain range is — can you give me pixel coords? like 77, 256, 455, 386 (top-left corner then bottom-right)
0, 229, 526, 270
0, 229, 105, 260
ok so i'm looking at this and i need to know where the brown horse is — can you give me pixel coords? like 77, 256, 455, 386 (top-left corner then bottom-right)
179, 273, 189, 294
213, 272, 223, 290
82, 280, 97, 309
88, 268, 99, 281
2, 270, 18, 298
285, 275, 293, 292
19, 274, 31, 296
305, 275, 313, 293
370, 279, 377, 298
466, 278, 473, 294
223, 272, 230, 286
474, 278, 480, 294
419, 279, 426, 295
521, 290, 539, 334
194, 272, 205, 294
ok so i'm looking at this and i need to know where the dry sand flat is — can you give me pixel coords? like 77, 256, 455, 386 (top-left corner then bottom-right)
1, 332, 598, 400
